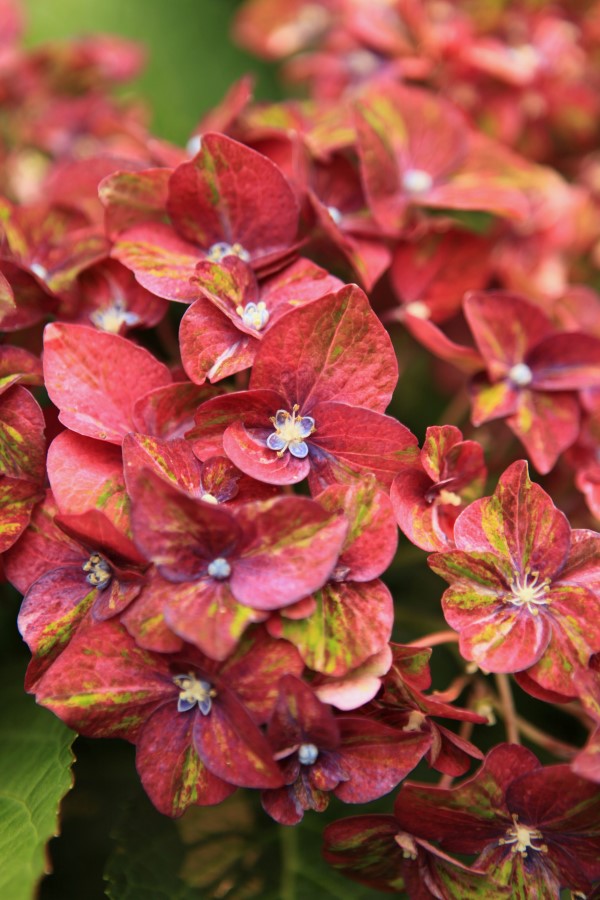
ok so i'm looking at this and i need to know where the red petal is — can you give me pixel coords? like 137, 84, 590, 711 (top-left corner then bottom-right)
180, 296, 255, 384
43, 323, 171, 444
167, 133, 298, 260
136, 704, 235, 817
250, 284, 398, 413
47, 431, 129, 536
232, 495, 348, 610
112, 222, 203, 301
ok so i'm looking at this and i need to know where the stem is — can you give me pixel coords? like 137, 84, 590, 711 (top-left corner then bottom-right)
437, 772, 454, 788
437, 715, 475, 790
511, 715, 578, 760
408, 630, 459, 648
436, 388, 470, 427
279, 824, 297, 900
495, 673, 520, 744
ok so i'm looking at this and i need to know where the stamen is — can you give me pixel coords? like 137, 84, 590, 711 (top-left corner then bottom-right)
508, 363, 533, 387
207, 557, 231, 580
235, 300, 269, 331
330, 565, 351, 583
173, 672, 216, 715
30, 262, 47, 280
82, 552, 112, 591
267, 404, 315, 458
89, 299, 140, 333
506, 569, 550, 616
498, 814, 548, 857
186, 134, 202, 156
346, 49, 379, 76
206, 241, 250, 263
267, 4, 330, 55
402, 168, 433, 194
404, 301, 431, 320
298, 743, 319, 765
402, 710, 427, 733
437, 489, 462, 507
394, 832, 418, 860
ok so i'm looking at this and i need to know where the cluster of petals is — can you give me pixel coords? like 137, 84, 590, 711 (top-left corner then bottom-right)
0, 1, 599, 894
429, 459, 600, 698
324, 743, 600, 897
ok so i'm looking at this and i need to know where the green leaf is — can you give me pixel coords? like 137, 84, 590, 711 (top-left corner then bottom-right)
0, 664, 75, 900
104, 792, 387, 899
426, 209, 496, 234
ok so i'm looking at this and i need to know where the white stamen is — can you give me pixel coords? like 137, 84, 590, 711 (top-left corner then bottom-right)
508, 363, 533, 387
89, 300, 139, 333
404, 301, 431, 320
394, 832, 418, 860
173, 672, 216, 715
347, 49, 379, 76
235, 300, 270, 331
402, 710, 427, 733
506, 569, 550, 615
206, 241, 251, 263
437, 489, 462, 507
186, 134, 202, 156
267, 404, 315, 459
207, 557, 231, 580
402, 168, 433, 194
266, 5, 330, 55
298, 743, 319, 765
30, 262, 47, 280
498, 814, 548, 857
82, 552, 112, 591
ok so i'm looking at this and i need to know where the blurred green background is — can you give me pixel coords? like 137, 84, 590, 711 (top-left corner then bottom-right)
25, 0, 279, 144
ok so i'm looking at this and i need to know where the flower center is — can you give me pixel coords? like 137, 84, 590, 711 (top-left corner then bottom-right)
436, 489, 462, 507
404, 301, 431, 320
89, 300, 140, 333
186, 134, 202, 156
507, 569, 550, 615
326, 205, 343, 225
30, 262, 47, 281
207, 557, 231, 580
330, 564, 351, 583
394, 832, 418, 860
200, 492, 219, 505
267, 4, 330, 55
206, 241, 250, 263
173, 672, 216, 715
498, 814, 548, 857
402, 710, 427, 733
235, 300, 269, 331
298, 743, 319, 765
82, 553, 112, 591
347, 49, 380, 76
508, 362, 533, 387
267, 404, 315, 459
402, 168, 433, 194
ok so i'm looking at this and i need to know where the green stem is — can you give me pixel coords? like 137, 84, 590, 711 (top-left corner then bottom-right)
279, 824, 297, 900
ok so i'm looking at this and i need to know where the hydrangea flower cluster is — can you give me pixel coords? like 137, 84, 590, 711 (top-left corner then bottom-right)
2, 0, 600, 896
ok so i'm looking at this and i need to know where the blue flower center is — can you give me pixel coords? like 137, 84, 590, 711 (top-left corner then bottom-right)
267, 404, 315, 459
